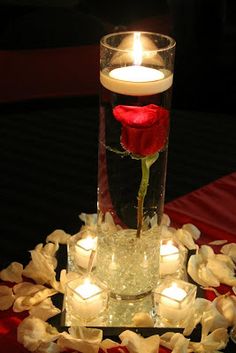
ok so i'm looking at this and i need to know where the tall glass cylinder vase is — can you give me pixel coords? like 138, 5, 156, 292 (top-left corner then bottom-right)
96, 32, 176, 303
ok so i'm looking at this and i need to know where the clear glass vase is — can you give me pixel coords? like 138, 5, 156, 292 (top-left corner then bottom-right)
96, 31, 176, 301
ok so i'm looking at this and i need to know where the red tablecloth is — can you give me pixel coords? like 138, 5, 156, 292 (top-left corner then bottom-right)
0, 172, 235, 353
165, 172, 236, 245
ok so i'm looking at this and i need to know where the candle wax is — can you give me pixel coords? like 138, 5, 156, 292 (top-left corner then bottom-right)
158, 284, 188, 325
75, 280, 101, 299
100, 67, 173, 96
71, 279, 104, 321
162, 284, 187, 303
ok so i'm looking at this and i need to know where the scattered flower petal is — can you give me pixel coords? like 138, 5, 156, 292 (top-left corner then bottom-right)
187, 245, 236, 287
13, 282, 45, 298
29, 298, 61, 321
57, 331, 100, 353
69, 326, 103, 344
208, 240, 228, 246
161, 332, 190, 353
201, 303, 229, 338
46, 229, 71, 245
221, 243, 236, 263
0, 262, 23, 283
190, 327, 228, 353
23, 249, 56, 285
187, 252, 220, 287
183, 298, 211, 336
175, 228, 198, 250
182, 223, 201, 241
119, 329, 160, 353
13, 287, 57, 312
99, 339, 122, 352
17, 316, 59, 352
213, 294, 236, 326
0, 285, 15, 310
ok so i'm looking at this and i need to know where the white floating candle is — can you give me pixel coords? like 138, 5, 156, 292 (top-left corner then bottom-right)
100, 68, 173, 96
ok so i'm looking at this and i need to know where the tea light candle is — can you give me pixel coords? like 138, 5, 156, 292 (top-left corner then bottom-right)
74, 278, 103, 318
160, 241, 180, 275
158, 283, 187, 323
75, 235, 97, 270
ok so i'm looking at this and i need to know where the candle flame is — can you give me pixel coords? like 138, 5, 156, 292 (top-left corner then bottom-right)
133, 32, 142, 66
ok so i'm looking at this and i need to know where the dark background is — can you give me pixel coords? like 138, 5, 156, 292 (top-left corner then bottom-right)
0, 0, 235, 268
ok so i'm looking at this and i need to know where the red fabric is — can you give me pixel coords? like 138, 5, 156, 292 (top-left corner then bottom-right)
0, 173, 235, 352
0, 308, 28, 353
165, 172, 236, 300
0, 45, 99, 103
165, 172, 236, 244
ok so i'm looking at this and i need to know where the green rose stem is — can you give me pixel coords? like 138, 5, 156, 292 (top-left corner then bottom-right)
136, 153, 159, 238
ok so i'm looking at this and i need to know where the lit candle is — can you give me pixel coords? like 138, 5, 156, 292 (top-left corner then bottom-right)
160, 241, 180, 276
158, 283, 188, 324
100, 32, 173, 96
73, 278, 103, 321
75, 235, 97, 270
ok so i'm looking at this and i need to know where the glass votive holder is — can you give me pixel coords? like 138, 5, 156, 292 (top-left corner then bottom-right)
67, 229, 97, 273
65, 275, 109, 326
160, 237, 187, 279
153, 277, 197, 327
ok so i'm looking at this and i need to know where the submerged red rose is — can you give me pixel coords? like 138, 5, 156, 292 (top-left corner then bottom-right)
113, 104, 169, 156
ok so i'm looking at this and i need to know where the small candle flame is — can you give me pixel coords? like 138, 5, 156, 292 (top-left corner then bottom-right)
133, 32, 142, 66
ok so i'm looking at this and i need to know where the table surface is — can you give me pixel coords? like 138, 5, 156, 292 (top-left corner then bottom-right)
0, 172, 235, 352
0, 98, 235, 352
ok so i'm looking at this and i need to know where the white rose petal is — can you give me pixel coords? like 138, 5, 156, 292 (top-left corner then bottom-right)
208, 240, 228, 246
13, 282, 45, 298
46, 229, 71, 245
119, 330, 160, 353
221, 243, 236, 263
17, 316, 59, 352
0, 262, 23, 283
182, 223, 201, 241
13, 288, 57, 312
57, 331, 99, 353
176, 228, 197, 250
161, 332, 190, 353
23, 250, 56, 285
69, 326, 103, 344
99, 338, 121, 351
190, 327, 228, 353
29, 298, 61, 321
0, 285, 15, 310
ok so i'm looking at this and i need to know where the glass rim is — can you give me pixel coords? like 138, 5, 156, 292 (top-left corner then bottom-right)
100, 31, 176, 53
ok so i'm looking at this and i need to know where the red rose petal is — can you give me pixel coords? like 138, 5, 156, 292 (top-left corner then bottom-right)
113, 104, 164, 128
113, 104, 169, 156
